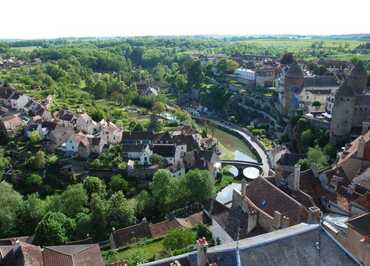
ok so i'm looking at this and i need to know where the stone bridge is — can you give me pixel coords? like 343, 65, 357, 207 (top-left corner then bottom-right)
220, 160, 263, 179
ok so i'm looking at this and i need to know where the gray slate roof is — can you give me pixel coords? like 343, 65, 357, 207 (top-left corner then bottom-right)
141, 223, 361, 266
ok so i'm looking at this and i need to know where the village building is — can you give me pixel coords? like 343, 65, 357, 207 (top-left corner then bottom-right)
141, 223, 361, 266
208, 173, 320, 243
255, 66, 275, 88
0, 115, 24, 137
122, 143, 152, 165
0, 242, 103, 266
110, 212, 207, 249
76, 113, 97, 134
329, 63, 370, 143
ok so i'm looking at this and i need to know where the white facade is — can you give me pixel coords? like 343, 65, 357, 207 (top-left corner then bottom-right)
234, 68, 255, 81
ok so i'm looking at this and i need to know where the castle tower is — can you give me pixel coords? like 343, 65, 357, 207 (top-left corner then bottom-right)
330, 79, 356, 143
284, 62, 304, 115
348, 62, 368, 95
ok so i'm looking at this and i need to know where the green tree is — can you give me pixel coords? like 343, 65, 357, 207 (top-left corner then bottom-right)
24, 173, 43, 192
109, 174, 128, 193
89, 194, 108, 240
300, 129, 314, 151
107, 191, 135, 230
59, 184, 88, 217
181, 170, 214, 204
33, 212, 76, 246
30, 130, 42, 144
0, 182, 23, 237
16, 193, 47, 235
163, 229, 195, 253
33, 150, 46, 170
83, 176, 106, 196
150, 169, 176, 213
152, 101, 166, 114
0, 149, 10, 182
306, 146, 328, 169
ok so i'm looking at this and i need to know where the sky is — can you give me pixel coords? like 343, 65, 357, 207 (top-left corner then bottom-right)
1, 0, 369, 39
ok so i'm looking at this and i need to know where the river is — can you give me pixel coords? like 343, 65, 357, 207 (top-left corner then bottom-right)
198, 122, 261, 203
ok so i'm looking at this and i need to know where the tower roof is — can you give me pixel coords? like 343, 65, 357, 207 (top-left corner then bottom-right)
335, 80, 354, 97
350, 62, 367, 78
286, 62, 304, 79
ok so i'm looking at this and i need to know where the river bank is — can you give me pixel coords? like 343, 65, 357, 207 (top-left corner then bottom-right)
195, 116, 271, 176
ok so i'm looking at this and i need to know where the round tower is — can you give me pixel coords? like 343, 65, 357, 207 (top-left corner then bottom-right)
348, 62, 368, 95
330, 80, 356, 143
284, 62, 304, 115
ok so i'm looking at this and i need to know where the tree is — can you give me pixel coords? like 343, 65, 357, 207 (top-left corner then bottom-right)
89, 194, 108, 240
0, 149, 10, 182
83, 176, 106, 196
107, 191, 135, 230
300, 129, 314, 151
30, 130, 42, 144
33, 150, 46, 170
33, 212, 76, 246
24, 173, 43, 192
150, 169, 176, 213
181, 170, 214, 204
152, 101, 165, 114
216, 59, 239, 75
0, 181, 23, 237
16, 193, 46, 235
163, 229, 195, 253
74, 212, 92, 239
306, 146, 328, 169
195, 224, 213, 243
148, 114, 162, 132
109, 174, 128, 193
312, 101, 321, 109
59, 184, 88, 217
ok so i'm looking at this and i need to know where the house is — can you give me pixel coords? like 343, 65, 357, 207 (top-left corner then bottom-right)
234, 68, 255, 85
88, 136, 107, 154
43, 244, 103, 266
141, 223, 361, 266
59, 132, 91, 158
209, 172, 320, 243
152, 144, 181, 165
110, 212, 207, 249
76, 113, 97, 134
8, 92, 30, 111
0, 242, 103, 266
255, 67, 275, 88
122, 143, 152, 165
100, 120, 122, 145
122, 131, 155, 145
54, 109, 77, 128
0, 115, 24, 137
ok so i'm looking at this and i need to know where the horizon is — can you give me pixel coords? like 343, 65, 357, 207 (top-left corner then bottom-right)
1, 0, 370, 39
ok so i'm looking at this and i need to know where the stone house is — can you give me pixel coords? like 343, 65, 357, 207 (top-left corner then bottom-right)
0, 115, 24, 137
58, 132, 91, 158
88, 136, 107, 155
209, 173, 320, 243
8, 92, 30, 111
152, 144, 181, 166
54, 109, 77, 128
0, 242, 103, 266
100, 120, 122, 145
255, 67, 275, 88
122, 143, 152, 165
76, 113, 97, 134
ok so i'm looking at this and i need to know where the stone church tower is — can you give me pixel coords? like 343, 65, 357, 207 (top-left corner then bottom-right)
283, 62, 304, 115
330, 63, 369, 143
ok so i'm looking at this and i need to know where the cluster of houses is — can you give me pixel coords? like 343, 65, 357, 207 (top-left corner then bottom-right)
0, 237, 103, 266
122, 125, 220, 177
0, 83, 123, 159
0, 84, 220, 179
274, 55, 370, 143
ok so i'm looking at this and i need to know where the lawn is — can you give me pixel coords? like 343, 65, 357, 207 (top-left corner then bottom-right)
215, 173, 234, 192
103, 238, 165, 265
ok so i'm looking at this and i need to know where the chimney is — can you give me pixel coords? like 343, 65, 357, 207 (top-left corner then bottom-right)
357, 136, 365, 158
272, 211, 282, 229
241, 179, 247, 197
281, 216, 290, 228
362, 122, 370, 135
197, 237, 208, 266
307, 206, 322, 224
289, 164, 301, 191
